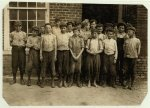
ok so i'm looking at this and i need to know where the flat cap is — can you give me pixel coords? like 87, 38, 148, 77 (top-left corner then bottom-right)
32, 26, 39, 31
14, 21, 22, 26
127, 26, 136, 32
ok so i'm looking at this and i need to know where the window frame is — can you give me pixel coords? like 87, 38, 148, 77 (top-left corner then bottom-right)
3, 2, 49, 54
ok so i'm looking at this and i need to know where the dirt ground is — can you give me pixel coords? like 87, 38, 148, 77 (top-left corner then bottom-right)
2, 77, 147, 106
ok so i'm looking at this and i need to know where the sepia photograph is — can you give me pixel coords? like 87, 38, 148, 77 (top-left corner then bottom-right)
2, 0, 148, 106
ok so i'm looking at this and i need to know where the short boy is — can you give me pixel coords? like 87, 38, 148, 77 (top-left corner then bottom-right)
9, 21, 27, 85
67, 22, 74, 37
123, 26, 141, 90
69, 27, 84, 87
86, 29, 103, 87
90, 19, 97, 30
57, 23, 70, 88
26, 26, 41, 86
103, 28, 118, 88
40, 23, 57, 88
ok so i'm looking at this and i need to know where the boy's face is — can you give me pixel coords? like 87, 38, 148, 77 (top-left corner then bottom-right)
56, 21, 61, 26
127, 30, 134, 37
97, 27, 103, 34
15, 25, 22, 32
32, 30, 38, 37
45, 25, 52, 33
85, 23, 90, 30
92, 31, 98, 38
77, 24, 81, 30
107, 31, 114, 39
118, 26, 125, 33
67, 24, 73, 31
60, 27, 67, 33
90, 22, 96, 29
40, 27, 45, 33
73, 29, 80, 36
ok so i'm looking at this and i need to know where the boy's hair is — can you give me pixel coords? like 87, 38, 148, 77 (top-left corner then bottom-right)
96, 23, 104, 28
60, 22, 67, 28
45, 23, 51, 27
54, 17, 61, 22
67, 22, 73, 26
90, 19, 97, 24
73, 27, 80, 32
106, 28, 114, 33
117, 22, 126, 28
74, 20, 81, 27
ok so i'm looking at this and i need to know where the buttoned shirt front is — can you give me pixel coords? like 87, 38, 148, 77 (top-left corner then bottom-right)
86, 38, 103, 53
69, 35, 84, 56
10, 31, 27, 47
57, 32, 70, 50
103, 38, 118, 59
26, 36, 41, 50
41, 33, 56, 52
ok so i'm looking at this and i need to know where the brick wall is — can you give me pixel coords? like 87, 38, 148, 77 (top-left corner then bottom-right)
49, 3, 82, 23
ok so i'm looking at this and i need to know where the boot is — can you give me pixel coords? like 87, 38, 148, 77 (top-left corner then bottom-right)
77, 73, 82, 88
20, 74, 25, 85
64, 80, 68, 88
27, 79, 31, 86
51, 78, 55, 88
93, 80, 98, 88
10, 73, 16, 85
88, 80, 91, 88
40, 77, 45, 88
68, 74, 73, 87
59, 80, 63, 88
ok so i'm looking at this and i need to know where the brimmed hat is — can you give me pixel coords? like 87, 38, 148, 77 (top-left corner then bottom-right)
14, 21, 22, 26
127, 26, 136, 32
32, 26, 39, 31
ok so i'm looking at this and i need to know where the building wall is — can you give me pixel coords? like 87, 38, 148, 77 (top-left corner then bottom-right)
49, 3, 82, 23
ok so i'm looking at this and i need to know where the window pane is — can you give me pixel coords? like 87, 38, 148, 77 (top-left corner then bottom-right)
28, 2, 36, 7
28, 21, 36, 33
18, 2, 27, 7
28, 10, 36, 20
21, 21, 27, 33
19, 10, 27, 20
10, 21, 15, 33
37, 3, 45, 7
9, 9, 17, 20
37, 10, 45, 20
9, 2, 17, 7
37, 21, 45, 27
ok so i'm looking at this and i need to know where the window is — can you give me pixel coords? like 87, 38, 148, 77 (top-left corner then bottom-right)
3, 2, 49, 53
9, 2, 47, 35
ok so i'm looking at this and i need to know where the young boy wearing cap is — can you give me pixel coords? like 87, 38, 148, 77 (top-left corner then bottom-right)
123, 26, 141, 90
90, 19, 97, 31
67, 22, 74, 37
52, 17, 61, 37
40, 23, 57, 88
68, 27, 84, 87
9, 21, 27, 85
103, 28, 118, 88
26, 26, 41, 86
86, 29, 103, 88
57, 23, 70, 88
116, 22, 127, 86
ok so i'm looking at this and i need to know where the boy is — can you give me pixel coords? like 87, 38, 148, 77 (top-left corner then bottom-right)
90, 19, 97, 31
67, 22, 74, 37
39, 25, 45, 36
116, 22, 127, 86
96, 23, 107, 40
9, 21, 27, 85
40, 23, 57, 88
52, 17, 61, 37
103, 28, 118, 88
69, 27, 84, 87
123, 26, 141, 90
57, 23, 70, 88
86, 29, 103, 87
26, 26, 41, 86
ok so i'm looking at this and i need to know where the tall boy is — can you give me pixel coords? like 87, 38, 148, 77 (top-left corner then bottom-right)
69, 27, 84, 87
86, 29, 103, 87
123, 26, 141, 90
40, 23, 57, 88
9, 21, 27, 85
103, 28, 118, 88
26, 26, 41, 86
57, 23, 70, 88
